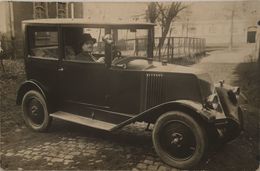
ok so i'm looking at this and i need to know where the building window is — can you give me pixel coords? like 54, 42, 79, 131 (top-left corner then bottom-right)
56, 2, 68, 18
247, 26, 257, 43
33, 2, 48, 19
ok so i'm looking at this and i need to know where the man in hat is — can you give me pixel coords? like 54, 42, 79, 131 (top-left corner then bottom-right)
76, 33, 105, 63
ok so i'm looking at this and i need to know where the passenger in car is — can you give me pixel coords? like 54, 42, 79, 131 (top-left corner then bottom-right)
65, 46, 76, 60
76, 33, 104, 63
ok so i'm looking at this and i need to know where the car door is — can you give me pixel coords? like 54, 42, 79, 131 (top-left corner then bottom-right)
59, 61, 108, 107
25, 26, 60, 103
58, 27, 109, 113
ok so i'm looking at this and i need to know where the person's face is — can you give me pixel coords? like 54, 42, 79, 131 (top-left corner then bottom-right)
82, 40, 94, 52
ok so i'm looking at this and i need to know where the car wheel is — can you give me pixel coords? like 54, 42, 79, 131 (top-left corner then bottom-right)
152, 111, 207, 169
22, 90, 52, 132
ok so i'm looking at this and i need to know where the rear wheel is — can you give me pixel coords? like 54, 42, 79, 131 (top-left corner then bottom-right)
152, 111, 207, 169
22, 90, 52, 132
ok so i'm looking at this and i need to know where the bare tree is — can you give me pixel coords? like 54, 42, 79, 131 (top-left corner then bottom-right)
147, 2, 158, 23
147, 2, 186, 48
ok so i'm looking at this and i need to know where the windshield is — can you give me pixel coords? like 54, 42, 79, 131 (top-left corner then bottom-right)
112, 29, 148, 57
62, 26, 150, 64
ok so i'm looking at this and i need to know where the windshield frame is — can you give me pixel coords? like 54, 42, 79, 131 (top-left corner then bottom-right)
106, 25, 154, 68
58, 24, 154, 67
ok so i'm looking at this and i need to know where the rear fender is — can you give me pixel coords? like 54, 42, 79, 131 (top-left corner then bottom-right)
16, 80, 47, 105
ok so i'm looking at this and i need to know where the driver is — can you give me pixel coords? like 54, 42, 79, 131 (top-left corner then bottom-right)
76, 33, 104, 63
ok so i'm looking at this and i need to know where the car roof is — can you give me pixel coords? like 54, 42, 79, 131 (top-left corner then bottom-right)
22, 19, 156, 28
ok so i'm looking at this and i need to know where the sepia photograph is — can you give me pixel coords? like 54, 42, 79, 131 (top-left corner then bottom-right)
0, 0, 259, 170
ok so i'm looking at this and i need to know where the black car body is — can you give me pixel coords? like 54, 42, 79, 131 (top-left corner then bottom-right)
17, 19, 243, 169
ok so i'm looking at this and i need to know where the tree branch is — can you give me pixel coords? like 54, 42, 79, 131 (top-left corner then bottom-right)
156, 2, 167, 19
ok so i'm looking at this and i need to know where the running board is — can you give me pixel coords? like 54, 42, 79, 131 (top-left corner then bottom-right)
50, 111, 117, 131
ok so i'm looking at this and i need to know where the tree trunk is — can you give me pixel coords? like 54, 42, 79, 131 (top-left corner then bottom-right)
158, 20, 172, 48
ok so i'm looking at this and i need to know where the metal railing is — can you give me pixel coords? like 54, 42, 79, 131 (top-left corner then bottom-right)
122, 36, 206, 64
153, 37, 206, 62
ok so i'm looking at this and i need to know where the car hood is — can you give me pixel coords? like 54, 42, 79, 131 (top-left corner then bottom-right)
143, 62, 215, 105
145, 61, 206, 75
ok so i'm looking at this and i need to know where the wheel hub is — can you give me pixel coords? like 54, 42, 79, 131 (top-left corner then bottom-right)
159, 120, 197, 160
26, 98, 45, 125
171, 133, 183, 147
31, 105, 39, 115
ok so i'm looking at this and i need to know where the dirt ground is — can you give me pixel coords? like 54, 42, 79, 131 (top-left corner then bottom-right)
0, 46, 259, 170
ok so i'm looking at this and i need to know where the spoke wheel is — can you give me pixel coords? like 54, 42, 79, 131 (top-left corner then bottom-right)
22, 90, 52, 132
153, 111, 207, 169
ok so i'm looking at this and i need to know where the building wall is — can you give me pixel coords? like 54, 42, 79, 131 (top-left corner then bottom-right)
83, 2, 147, 22
169, 19, 253, 46
1, 2, 83, 57
13, 2, 33, 37
0, 2, 10, 36
173, 1, 260, 47
12, 2, 83, 38
73, 2, 83, 18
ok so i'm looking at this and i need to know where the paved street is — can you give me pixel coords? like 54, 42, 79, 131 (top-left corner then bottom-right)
193, 46, 254, 84
1, 46, 259, 170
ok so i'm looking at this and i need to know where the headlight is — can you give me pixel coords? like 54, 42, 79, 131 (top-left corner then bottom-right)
232, 87, 240, 99
205, 93, 219, 110
228, 87, 240, 105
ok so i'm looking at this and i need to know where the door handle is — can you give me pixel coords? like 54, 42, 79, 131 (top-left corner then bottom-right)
58, 67, 64, 71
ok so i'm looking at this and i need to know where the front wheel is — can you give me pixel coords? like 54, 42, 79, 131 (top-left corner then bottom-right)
22, 90, 52, 132
152, 111, 208, 169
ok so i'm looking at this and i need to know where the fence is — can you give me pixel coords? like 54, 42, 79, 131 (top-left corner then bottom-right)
123, 36, 206, 64
154, 37, 206, 63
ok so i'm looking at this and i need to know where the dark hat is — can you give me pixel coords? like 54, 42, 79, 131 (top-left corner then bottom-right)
80, 33, 96, 45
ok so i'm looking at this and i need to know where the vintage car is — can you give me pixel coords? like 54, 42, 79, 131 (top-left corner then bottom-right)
17, 19, 243, 169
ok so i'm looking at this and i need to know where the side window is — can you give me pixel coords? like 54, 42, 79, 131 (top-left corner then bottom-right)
28, 27, 59, 59
63, 27, 105, 63
113, 29, 148, 57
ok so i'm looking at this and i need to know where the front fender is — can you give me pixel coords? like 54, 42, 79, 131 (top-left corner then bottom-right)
112, 100, 219, 130
160, 100, 218, 122
215, 83, 243, 127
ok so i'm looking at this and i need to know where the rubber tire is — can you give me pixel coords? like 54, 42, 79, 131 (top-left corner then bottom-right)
22, 90, 52, 132
152, 111, 208, 169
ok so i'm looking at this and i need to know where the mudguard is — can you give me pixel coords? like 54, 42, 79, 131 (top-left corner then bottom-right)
112, 100, 222, 130
215, 83, 244, 130
16, 79, 47, 105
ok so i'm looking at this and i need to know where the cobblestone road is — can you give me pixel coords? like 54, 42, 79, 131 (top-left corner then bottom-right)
1, 46, 259, 170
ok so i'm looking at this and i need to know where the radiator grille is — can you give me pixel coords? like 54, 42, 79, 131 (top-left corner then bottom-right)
145, 73, 165, 109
